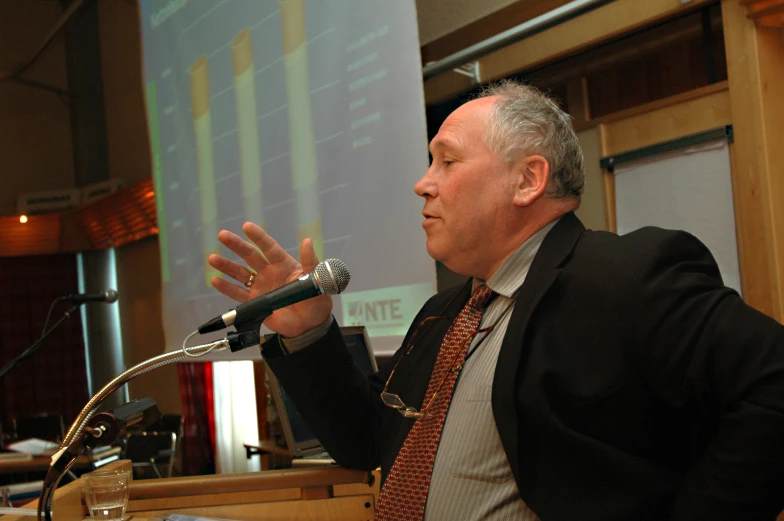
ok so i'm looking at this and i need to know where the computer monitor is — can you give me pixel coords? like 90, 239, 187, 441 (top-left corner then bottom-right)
265, 326, 378, 457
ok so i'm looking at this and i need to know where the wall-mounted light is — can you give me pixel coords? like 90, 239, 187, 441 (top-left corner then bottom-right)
19, 214, 28, 223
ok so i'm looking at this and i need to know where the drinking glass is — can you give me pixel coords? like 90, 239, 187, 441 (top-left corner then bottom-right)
83, 468, 130, 521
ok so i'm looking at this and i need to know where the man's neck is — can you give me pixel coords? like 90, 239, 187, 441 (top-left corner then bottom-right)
482, 202, 576, 280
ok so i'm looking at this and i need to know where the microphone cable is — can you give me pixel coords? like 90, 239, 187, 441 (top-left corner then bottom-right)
181, 330, 222, 359
0, 303, 80, 382
39, 298, 60, 338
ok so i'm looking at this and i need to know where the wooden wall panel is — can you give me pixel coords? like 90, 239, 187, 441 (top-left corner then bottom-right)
599, 87, 731, 156
598, 126, 617, 234
587, 24, 727, 118
723, 0, 784, 320
420, 0, 572, 61
574, 127, 607, 231
424, 0, 715, 104
744, 0, 784, 27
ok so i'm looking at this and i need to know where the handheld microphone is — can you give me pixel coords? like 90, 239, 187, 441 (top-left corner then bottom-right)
198, 258, 350, 334
59, 290, 118, 304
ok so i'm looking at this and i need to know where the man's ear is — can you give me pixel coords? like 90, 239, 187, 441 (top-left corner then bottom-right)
513, 155, 550, 207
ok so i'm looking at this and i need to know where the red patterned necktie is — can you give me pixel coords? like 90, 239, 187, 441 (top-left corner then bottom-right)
376, 284, 495, 521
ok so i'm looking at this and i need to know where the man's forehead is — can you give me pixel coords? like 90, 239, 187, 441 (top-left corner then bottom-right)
429, 97, 495, 152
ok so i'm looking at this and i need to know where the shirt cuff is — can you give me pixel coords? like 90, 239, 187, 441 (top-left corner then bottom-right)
281, 316, 334, 353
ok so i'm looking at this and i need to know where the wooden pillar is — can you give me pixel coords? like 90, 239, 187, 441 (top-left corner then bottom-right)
566, 76, 591, 124
598, 124, 616, 234
722, 0, 784, 321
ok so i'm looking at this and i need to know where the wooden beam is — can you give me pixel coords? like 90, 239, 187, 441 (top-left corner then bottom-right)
483, 0, 716, 80
598, 88, 730, 156
598, 125, 617, 234
128, 467, 372, 499
602, 169, 617, 234
575, 81, 729, 131
424, 0, 717, 104
566, 77, 591, 123
420, 0, 573, 63
574, 127, 607, 231
128, 488, 301, 512
742, 0, 782, 7
529, 11, 723, 93
755, 13, 784, 26
722, 0, 784, 320
742, 0, 784, 26
301, 486, 333, 501
748, 2, 784, 20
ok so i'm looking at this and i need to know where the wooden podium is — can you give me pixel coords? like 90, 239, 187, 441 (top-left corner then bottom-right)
5, 460, 379, 520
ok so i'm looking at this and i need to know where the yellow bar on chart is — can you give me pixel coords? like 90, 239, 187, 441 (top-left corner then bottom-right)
189, 56, 221, 286
232, 28, 265, 230
280, 0, 323, 259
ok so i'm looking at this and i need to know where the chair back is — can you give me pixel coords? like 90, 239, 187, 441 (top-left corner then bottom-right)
123, 430, 177, 479
13, 414, 64, 442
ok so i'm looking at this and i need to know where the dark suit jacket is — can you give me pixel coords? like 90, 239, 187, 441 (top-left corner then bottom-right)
263, 213, 784, 521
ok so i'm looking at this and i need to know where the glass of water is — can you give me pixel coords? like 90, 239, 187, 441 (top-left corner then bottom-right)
83, 468, 131, 521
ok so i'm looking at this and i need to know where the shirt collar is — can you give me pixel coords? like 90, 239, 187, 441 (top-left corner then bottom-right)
473, 218, 560, 298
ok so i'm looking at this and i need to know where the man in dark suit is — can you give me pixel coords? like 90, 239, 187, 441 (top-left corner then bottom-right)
208, 81, 784, 520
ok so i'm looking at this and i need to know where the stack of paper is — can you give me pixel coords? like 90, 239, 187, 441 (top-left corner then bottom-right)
5, 438, 59, 456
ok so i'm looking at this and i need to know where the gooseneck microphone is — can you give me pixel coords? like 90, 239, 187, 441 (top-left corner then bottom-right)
58, 290, 118, 304
198, 258, 350, 334
0, 289, 120, 382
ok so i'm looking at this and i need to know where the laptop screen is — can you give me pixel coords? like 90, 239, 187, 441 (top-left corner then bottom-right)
267, 326, 379, 453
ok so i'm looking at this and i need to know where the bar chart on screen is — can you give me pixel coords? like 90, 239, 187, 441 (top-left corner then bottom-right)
140, 0, 436, 356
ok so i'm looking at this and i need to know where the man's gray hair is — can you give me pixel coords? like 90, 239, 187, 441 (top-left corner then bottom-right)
480, 81, 585, 200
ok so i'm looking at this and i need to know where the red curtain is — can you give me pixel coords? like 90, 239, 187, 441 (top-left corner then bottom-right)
0, 255, 89, 444
177, 362, 216, 475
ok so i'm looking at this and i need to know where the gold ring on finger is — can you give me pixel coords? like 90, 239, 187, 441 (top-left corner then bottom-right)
244, 272, 255, 288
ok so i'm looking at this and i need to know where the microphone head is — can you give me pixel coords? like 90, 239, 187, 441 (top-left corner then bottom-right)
314, 259, 350, 295
104, 289, 119, 303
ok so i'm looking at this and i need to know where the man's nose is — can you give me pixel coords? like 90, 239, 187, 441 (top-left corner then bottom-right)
414, 166, 437, 198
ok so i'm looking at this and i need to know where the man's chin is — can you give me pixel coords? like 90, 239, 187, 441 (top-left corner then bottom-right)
424, 241, 443, 263
425, 246, 477, 279
425, 245, 460, 273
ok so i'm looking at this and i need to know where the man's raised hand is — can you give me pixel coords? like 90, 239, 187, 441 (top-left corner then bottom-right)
208, 222, 333, 338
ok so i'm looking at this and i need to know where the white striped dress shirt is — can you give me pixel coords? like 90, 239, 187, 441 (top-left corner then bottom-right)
423, 219, 558, 521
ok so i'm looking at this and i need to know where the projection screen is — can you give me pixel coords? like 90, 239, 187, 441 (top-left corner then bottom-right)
140, 0, 436, 357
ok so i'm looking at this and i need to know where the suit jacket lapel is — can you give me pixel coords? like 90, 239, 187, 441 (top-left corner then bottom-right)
492, 212, 586, 489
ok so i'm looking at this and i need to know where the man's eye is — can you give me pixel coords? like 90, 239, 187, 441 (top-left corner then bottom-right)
443, 160, 454, 166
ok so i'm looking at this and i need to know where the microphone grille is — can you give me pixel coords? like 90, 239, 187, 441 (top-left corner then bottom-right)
315, 259, 350, 295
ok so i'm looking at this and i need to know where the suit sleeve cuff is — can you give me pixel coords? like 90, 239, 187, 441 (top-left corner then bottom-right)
280, 315, 334, 353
